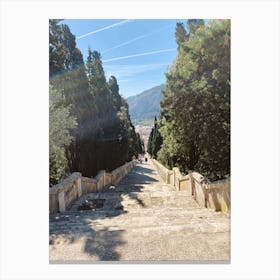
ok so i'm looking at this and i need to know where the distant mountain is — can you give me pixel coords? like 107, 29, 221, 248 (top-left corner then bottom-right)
126, 84, 165, 125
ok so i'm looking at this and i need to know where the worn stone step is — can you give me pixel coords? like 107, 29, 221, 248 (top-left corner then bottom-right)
51, 205, 229, 220
69, 190, 197, 212
49, 207, 229, 235
50, 162, 230, 262
50, 230, 230, 262
50, 221, 229, 243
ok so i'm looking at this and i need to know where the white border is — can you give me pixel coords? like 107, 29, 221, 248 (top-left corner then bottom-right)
0, 0, 279, 279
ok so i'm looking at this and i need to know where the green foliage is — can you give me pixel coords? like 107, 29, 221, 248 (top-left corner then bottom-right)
159, 19, 230, 180
49, 20, 67, 76
49, 20, 141, 185
175, 22, 188, 47
187, 19, 205, 35
135, 132, 145, 154
157, 118, 180, 169
87, 49, 108, 96
49, 86, 77, 185
147, 117, 163, 159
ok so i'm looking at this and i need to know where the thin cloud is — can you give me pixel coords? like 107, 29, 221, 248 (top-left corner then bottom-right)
103, 48, 176, 63
102, 24, 174, 54
77, 19, 134, 39
102, 34, 148, 54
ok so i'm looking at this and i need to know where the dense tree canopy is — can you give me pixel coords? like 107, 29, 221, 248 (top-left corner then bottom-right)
152, 19, 230, 180
49, 86, 77, 185
49, 20, 144, 185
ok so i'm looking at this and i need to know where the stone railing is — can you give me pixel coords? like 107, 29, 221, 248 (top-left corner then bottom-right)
49, 160, 136, 214
151, 159, 230, 213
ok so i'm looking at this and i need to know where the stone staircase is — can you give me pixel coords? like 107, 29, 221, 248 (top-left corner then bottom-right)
49, 162, 230, 262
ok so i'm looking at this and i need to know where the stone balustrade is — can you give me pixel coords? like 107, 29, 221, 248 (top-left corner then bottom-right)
49, 160, 137, 214
151, 159, 230, 213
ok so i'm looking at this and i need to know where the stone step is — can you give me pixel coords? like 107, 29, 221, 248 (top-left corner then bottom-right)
102, 183, 176, 193
50, 231, 230, 261
49, 207, 229, 235
69, 190, 196, 212
52, 203, 229, 220
49, 162, 230, 262
50, 209, 229, 223
50, 221, 229, 245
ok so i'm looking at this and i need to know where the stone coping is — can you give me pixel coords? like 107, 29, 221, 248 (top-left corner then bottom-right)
50, 172, 81, 194
81, 177, 97, 183
205, 179, 230, 190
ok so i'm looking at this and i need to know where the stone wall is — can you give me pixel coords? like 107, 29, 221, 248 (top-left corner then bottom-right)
151, 159, 172, 183
192, 172, 208, 208
111, 161, 135, 185
151, 159, 230, 213
49, 161, 136, 214
81, 176, 97, 194
205, 179, 230, 212
49, 172, 82, 214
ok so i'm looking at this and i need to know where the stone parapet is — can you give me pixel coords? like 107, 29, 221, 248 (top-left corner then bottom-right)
81, 177, 97, 194
205, 179, 230, 212
150, 159, 230, 213
49, 172, 81, 214
49, 161, 136, 214
151, 159, 172, 183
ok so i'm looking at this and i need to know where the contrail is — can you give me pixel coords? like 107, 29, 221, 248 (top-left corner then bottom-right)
102, 34, 148, 54
103, 48, 176, 62
102, 24, 174, 54
77, 19, 134, 39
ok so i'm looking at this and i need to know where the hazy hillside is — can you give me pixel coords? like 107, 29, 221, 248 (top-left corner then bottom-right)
126, 84, 165, 125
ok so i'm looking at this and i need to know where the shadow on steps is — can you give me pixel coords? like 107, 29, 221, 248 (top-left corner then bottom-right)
49, 162, 162, 261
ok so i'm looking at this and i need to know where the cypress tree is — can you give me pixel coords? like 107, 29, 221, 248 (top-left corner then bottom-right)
159, 19, 230, 180
147, 117, 163, 159
175, 22, 188, 48
49, 20, 145, 182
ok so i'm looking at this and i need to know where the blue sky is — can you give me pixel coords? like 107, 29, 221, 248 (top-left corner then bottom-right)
62, 19, 186, 98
